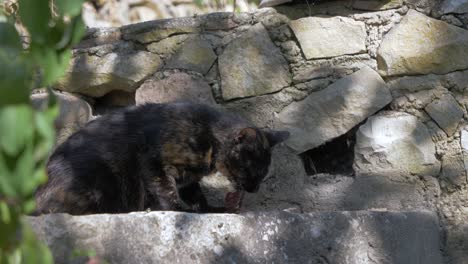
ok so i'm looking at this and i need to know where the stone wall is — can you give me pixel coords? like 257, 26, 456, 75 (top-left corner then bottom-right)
34, 0, 468, 263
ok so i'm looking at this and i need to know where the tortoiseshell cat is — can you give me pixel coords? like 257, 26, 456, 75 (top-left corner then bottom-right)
34, 102, 289, 215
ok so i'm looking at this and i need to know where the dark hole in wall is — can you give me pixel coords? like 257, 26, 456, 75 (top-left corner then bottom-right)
93, 90, 136, 115
300, 127, 357, 176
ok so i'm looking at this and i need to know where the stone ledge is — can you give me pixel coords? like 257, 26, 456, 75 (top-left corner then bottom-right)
29, 211, 443, 264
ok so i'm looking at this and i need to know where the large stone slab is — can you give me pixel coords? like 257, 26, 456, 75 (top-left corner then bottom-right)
292, 54, 375, 83
29, 211, 443, 264
289, 16, 367, 59
425, 94, 464, 136
165, 36, 217, 75
241, 145, 439, 213
377, 10, 468, 76
55, 51, 162, 97
146, 34, 189, 56
135, 72, 216, 105
354, 111, 441, 176
219, 23, 291, 100
121, 17, 201, 44
277, 66, 392, 153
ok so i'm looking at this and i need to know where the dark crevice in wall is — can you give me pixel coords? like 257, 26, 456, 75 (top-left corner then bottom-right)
93, 90, 136, 116
300, 127, 357, 176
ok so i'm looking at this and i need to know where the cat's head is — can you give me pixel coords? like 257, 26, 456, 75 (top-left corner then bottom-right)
221, 127, 289, 193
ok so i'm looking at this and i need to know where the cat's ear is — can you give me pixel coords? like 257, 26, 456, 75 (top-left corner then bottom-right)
235, 127, 258, 144
265, 130, 290, 147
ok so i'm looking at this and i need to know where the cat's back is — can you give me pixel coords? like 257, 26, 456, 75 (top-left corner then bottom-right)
51, 103, 230, 153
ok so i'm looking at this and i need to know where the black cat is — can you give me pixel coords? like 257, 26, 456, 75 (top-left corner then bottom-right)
34, 102, 289, 215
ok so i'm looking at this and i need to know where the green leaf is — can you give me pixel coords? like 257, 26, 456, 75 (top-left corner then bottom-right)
21, 198, 36, 214
0, 205, 19, 250
13, 143, 35, 197
0, 22, 22, 50
55, 16, 85, 51
193, 0, 204, 7
31, 47, 72, 87
0, 52, 33, 106
0, 154, 16, 197
18, 0, 51, 42
0, 105, 34, 156
0, 202, 11, 224
70, 17, 86, 46
0, 9, 6, 23
34, 106, 57, 159
54, 0, 85, 17
19, 221, 53, 264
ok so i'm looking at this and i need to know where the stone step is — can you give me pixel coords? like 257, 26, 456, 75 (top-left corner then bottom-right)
28, 211, 443, 264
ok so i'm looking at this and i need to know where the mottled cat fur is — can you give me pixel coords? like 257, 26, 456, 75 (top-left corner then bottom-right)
34, 102, 289, 215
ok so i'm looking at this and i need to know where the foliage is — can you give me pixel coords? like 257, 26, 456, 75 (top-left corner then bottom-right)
0, 0, 85, 263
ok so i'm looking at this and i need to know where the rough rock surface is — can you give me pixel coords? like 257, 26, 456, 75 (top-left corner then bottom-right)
219, 23, 291, 100
55, 51, 162, 97
135, 72, 216, 105
147, 35, 189, 57
425, 93, 464, 136
31, 91, 93, 144
289, 16, 367, 59
241, 145, 439, 212
354, 111, 441, 176
121, 17, 200, 44
442, 149, 467, 187
377, 10, 468, 76
291, 54, 375, 83
165, 36, 217, 75
462, 129, 468, 177
277, 66, 391, 153
28, 211, 443, 264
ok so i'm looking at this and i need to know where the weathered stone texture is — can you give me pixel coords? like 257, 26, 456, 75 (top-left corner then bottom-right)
377, 10, 468, 76
387, 69, 468, 97
135, 72, 216, 105
292, 54, 376, 83
28, 211, 443, 264
354, 111, 441, 176
277, 67, 391, 153
121, 17, 201, 44
219, 23, 291, 100
387, 74, 444, 97
462, 129, 468, 179
242, 145, 439, 212
425, 94, 464, 136
442, 151, 467, 187
146, 34, 189, 56
55, 51, 162, 97
289, 16, 367, 59
165, 36, 217, 75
